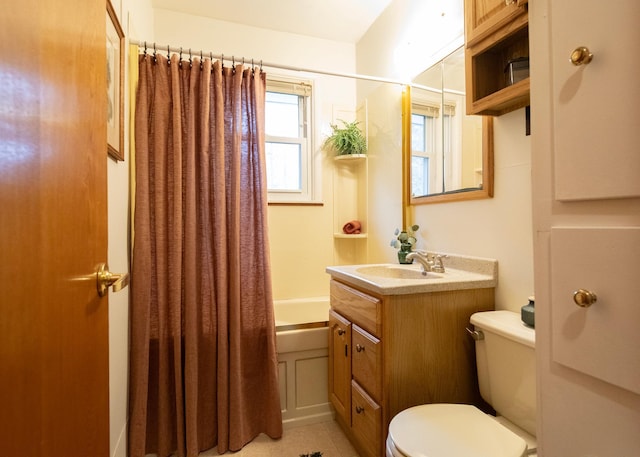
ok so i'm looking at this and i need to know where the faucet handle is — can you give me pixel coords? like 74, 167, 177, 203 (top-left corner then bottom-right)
431, 254, 448, 273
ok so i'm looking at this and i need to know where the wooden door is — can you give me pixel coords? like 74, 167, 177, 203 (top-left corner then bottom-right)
0, 0, 110, 456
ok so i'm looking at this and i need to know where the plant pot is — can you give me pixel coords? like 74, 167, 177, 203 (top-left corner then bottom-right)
397, 243, 414, 264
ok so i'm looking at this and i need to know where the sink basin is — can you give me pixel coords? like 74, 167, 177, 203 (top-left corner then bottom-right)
355, 265, 443, 280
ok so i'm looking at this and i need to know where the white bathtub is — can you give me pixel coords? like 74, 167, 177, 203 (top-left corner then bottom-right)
274, 297, 332, 428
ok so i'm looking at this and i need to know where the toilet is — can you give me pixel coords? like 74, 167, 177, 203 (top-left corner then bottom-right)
386, 310, 536, 457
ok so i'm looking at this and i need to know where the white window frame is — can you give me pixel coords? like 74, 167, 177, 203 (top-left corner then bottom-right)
265, 77, 315, 204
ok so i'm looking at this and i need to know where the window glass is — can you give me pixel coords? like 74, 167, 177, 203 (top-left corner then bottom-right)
266, 92, 300, 138
265, 142, 301, 191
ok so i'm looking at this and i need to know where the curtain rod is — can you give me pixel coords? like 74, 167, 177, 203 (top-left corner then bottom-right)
131, 39, 410, 86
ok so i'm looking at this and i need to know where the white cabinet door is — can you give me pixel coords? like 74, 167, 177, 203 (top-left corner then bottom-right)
550, 227, 640, 395
551, 1, 640, 201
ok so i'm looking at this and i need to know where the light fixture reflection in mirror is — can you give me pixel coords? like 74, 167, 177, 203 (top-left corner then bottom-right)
403, 46, 493, 205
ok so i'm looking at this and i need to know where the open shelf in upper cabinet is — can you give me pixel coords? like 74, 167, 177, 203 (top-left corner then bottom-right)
465, 2, 530, 116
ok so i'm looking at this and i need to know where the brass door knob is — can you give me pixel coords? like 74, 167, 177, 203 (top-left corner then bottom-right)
570, 46, 593, 66
96, 263, 129, 297
573, 289, 597, 308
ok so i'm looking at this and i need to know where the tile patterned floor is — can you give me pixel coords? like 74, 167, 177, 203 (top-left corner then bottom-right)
199, 420, 360, 457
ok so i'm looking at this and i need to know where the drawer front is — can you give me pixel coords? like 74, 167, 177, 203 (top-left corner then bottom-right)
330, 280, 381, 337
351, 380, 381, 457
352, 325, 382, 400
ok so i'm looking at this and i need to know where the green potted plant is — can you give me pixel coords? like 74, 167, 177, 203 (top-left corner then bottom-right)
324, 120, 367, 156
390, 224, 420, 264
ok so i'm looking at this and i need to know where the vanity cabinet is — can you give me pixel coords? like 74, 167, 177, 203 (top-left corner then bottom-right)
328, 278, 494, 457
464, 0, 530, 115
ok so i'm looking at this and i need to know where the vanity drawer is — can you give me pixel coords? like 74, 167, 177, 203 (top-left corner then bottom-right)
330, 280, 381, 337
352, 324, 382, 400
351, 380, 381, 457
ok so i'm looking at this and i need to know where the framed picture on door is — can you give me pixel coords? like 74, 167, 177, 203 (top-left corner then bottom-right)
106, 0, 124, 161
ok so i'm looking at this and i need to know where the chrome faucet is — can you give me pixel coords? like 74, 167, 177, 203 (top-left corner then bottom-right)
405, 251, 447, 274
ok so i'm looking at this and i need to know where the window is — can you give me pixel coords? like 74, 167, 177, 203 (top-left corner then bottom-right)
265, 79, 314, 203
411, 104, 438, 197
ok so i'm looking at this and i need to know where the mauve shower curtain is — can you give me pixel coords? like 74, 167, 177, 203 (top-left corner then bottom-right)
129, 53, 282, 457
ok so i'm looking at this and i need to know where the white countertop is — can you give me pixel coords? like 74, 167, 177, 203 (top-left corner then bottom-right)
326, 254, 498, 295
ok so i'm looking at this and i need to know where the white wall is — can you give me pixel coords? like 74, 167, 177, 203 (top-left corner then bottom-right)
108, 1, 154, 457
357, 0, 534, 312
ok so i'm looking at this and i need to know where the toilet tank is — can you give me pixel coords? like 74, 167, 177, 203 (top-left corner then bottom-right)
471, 310, 536, 437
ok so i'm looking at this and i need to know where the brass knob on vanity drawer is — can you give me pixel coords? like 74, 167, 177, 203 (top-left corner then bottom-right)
355, 344, 364, 352
355, 406, 364, 414
337, 328, 345, 336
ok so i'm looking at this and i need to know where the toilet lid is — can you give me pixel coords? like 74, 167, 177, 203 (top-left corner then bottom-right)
388, 404, 527, 457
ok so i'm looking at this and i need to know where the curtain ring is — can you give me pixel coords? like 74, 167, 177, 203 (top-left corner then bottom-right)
200, 50, 204, 70
260, 60, 263, 72
179, 47, 183, 67
221, 53, 225, 69
167, 45, 171, 65
189, 48, 192, 68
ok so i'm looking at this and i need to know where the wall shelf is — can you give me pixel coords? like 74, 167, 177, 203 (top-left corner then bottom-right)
333, 233, 368, 239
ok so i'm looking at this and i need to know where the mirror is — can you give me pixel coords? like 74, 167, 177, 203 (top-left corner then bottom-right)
403, 46, 493, 205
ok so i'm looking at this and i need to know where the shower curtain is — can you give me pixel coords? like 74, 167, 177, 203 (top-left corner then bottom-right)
129, 52, 282, 457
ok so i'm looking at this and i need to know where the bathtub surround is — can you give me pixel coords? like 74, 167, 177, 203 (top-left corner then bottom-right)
274, 298, 332, 427
129, 54, 281, 456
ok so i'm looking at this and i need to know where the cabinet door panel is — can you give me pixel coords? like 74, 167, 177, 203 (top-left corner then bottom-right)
551, 1, 640, 200
550, 227, 640, 394
329, 310, 352, 424
352, 325, 382, 400
465, 0, 527, 47
351, 381, 381, 457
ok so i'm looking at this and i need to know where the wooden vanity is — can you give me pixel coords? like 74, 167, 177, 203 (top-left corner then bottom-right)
327, 259, 496, 457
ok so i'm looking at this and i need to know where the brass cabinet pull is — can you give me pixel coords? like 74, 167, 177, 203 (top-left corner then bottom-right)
96, 263, 129, 297
355, 344, 364, 352
570, 46, 593, 66
337, 328, 345, 336
573, 289, 597, 308
355, 405, 364, 414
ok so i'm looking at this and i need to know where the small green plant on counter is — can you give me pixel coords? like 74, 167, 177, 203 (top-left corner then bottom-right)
390, 224, 420, 249
323, 120, 367, 156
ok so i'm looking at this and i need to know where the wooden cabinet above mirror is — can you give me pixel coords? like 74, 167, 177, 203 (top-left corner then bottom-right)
464, 0, 530, 115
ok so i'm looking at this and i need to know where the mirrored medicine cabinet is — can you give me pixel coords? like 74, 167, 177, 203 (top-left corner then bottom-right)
403, 46, 494, 205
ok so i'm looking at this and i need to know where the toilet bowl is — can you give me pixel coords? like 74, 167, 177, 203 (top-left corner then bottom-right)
385, 310, 536, 457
